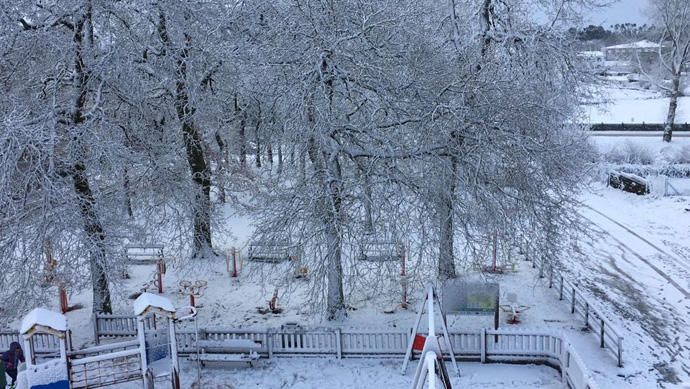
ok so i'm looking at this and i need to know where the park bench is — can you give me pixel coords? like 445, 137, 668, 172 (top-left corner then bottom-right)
124, 245, 164, 264
357, 240, 403, 262
247, 241, 299, 263
189, 339, 262, 367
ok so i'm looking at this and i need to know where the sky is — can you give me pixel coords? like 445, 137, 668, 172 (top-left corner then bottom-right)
584, 0, 651, 27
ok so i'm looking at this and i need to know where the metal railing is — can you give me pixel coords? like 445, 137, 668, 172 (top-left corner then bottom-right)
530, 255, 624, 367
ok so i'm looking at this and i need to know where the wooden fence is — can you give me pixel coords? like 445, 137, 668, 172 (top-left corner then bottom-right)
0, 331, 62, 357
68, 340, 142, 389
93, 320, 597, 388
529, 254, 624, 367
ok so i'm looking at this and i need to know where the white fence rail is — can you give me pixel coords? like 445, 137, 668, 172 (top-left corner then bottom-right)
68, 340, 142, 389
0, 331, 62, 356
92, 315, 597, 388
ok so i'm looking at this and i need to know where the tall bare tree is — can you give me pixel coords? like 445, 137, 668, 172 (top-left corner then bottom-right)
650, 0, 690, 142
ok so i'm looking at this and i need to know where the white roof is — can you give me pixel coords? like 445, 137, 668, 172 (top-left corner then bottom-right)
20, 308, 68, 335
605, 40, 660, 50
133, 293, 176, 316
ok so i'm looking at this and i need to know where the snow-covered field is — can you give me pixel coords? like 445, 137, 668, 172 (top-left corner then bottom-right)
583, 84, 690, 124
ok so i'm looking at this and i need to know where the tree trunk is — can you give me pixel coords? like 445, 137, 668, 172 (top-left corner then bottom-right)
71, 9, 112, 313
267, 141, 273, 169
308, 138, 346, 320
324, 154, 346, 319
355, 158, 374, 232
123, 166, 134, 218
159, 10, 214, 256
664, 71, 681, 142
215, 131, 227, 203
72, 163, 113, 313
239, 112, 247, 168
438, 157, 458, 281
277, 144, 283, 175
255, 118, 262, 168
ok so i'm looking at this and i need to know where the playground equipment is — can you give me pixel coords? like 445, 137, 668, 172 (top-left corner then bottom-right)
178, 280, 208, 308
402, 284, 459, 379
354, 239, 409, 313
257, 288, 283, 314
134, 293, 182, 389
140, 260, 167, 295
499, 293, 530, 325
16, 308, 70, 389
226, 247, 242, 278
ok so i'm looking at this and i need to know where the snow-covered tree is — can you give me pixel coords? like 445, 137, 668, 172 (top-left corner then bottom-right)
649, 0, 690, 142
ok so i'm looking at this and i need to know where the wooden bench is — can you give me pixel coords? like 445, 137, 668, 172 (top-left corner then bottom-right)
189, 339, 262, 367
247, 242, 299, 263
125, 245, 164, 264
358, 241, 402, 262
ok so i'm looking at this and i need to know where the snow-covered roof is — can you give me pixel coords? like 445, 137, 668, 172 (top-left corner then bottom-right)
133, 293, 176, 316
20, 308, 68, 335
605, 40, 660, 50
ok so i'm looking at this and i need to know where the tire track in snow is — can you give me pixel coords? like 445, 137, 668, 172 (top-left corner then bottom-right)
580, 205, 690, 300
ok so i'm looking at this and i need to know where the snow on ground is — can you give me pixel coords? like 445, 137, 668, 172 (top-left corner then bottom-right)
583, 84, 690, 124
106, 359, 563, 389
570, 185, 690, 386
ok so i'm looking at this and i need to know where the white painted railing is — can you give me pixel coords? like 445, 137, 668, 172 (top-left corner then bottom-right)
529, 255, 624, 367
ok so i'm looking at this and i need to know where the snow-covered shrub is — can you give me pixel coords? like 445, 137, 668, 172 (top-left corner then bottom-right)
603, 141, 655, 165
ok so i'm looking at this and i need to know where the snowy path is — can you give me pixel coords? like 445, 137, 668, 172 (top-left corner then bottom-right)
573, 193, 690, 385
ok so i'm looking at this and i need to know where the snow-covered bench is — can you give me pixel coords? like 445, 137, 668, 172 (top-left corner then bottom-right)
189, 339, 262, 367
124, 245, 164, 264
247, 241, 299, 263
358, 241, 402, 262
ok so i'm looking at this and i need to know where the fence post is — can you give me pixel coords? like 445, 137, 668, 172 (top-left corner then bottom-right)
480, 329, 486, 363
548, 267, 553, 288
584, 302, 589, 328
600, 319, 605, 348
335, 328, 342, 359
93, 313, 100, 345
617, 336, 623, 367
570, 287, 576, 314
267, 329, 274, 359
559, 276, 564, 300
539, 259, 544, 278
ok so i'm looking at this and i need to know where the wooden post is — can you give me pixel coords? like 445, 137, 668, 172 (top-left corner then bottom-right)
267, 329, 274, 359
137, 318, 150, 388
584, 302, 589, 328
59, 285, 68, 314
492, 233, 497, 272
93, 313, 100, 345
480, 328, 486, 363
539, 259, 544, 278
548, 267, 554, 288
570, 288, 576, 314
600, 319, 605, 348
231, 248, 238, 277
400, 246, 408, 309
156, 260, 165, 294
559, 276, 564, 300
335, 328, 342, 359
617, 336, 623, 367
